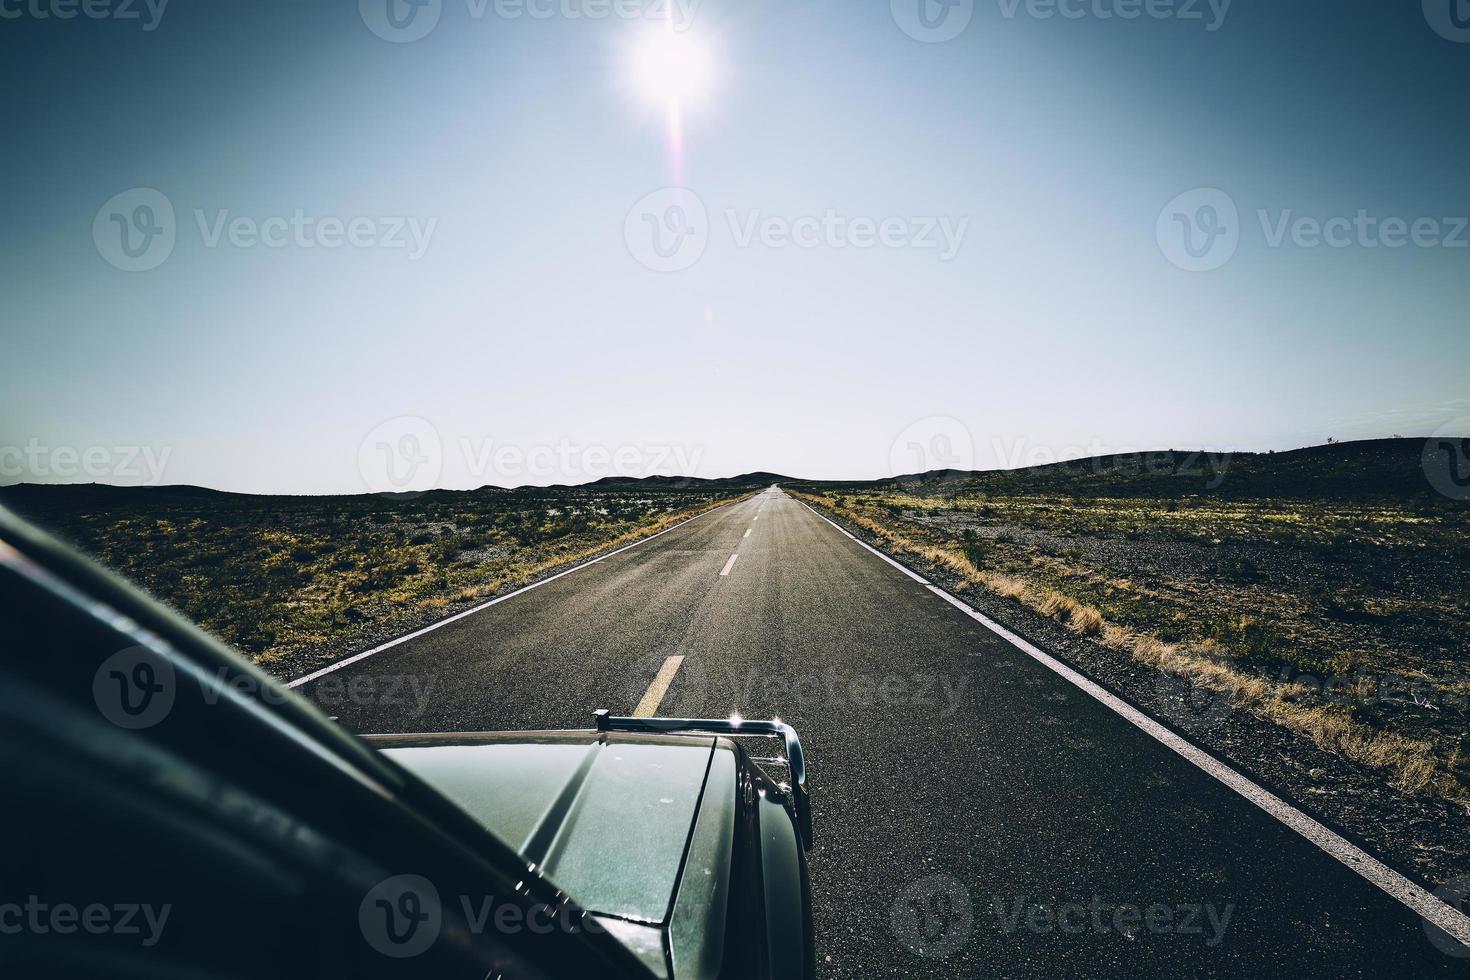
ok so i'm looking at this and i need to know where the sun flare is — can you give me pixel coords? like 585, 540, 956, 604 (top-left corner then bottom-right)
631, 28, 713, 114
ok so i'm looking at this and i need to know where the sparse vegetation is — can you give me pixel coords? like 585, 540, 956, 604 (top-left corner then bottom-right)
790, 440, 1470, 806
1, 482, 753, 667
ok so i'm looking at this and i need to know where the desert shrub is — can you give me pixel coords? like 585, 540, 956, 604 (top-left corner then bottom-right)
1317, 534, 1362, 563
1215, 555, 1259, 581
1208, 614, 1305, 672
960, 532, 990, 570
1322, 593, 1372, 622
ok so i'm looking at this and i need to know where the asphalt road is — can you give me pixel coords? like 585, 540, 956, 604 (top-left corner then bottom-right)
299, 489, 1470, 978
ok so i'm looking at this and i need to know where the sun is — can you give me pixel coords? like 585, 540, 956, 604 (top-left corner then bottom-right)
631, 27, 713, 114
621, 23, 719, 181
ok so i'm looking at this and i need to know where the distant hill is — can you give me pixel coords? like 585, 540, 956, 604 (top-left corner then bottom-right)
0, 471, 793, 513
2, 440, 1459, 507
788, 439, 1461, 502
583, 472, 792, 490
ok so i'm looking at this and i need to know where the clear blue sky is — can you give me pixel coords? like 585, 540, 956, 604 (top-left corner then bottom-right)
3, 0, 1468, 492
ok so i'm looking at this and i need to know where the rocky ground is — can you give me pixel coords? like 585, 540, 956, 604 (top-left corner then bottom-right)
788, 439, 1470, 891
0, 481, 753, 680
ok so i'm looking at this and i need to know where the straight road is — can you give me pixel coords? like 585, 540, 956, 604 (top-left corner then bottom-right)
296, 489, 1470, 978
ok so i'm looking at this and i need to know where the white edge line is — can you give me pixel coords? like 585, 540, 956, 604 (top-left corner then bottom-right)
287, 502, 733, 689
793, 494, 1470, 949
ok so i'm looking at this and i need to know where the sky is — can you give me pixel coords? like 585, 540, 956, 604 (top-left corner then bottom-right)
3, 0, 1468, 492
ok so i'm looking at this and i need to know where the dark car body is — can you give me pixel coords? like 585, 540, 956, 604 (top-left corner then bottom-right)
0, 504, 814, 979
373, 724, 812, 978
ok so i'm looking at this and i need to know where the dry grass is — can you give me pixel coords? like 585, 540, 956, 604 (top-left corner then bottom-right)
793, 490, 1459, 801
17, 485, 755, 666
420, 498, 752, 608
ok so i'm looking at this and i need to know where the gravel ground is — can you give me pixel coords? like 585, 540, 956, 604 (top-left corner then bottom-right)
810, 500, 1470, 893
264, 500, 744, 683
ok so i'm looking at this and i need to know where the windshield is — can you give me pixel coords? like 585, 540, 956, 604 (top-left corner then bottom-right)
3, 2, 1469, 977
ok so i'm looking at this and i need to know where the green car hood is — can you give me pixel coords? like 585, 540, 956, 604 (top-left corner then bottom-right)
371, 730, 735, 976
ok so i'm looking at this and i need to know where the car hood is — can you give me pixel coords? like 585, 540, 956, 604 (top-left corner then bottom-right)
370, 731, 729, 974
